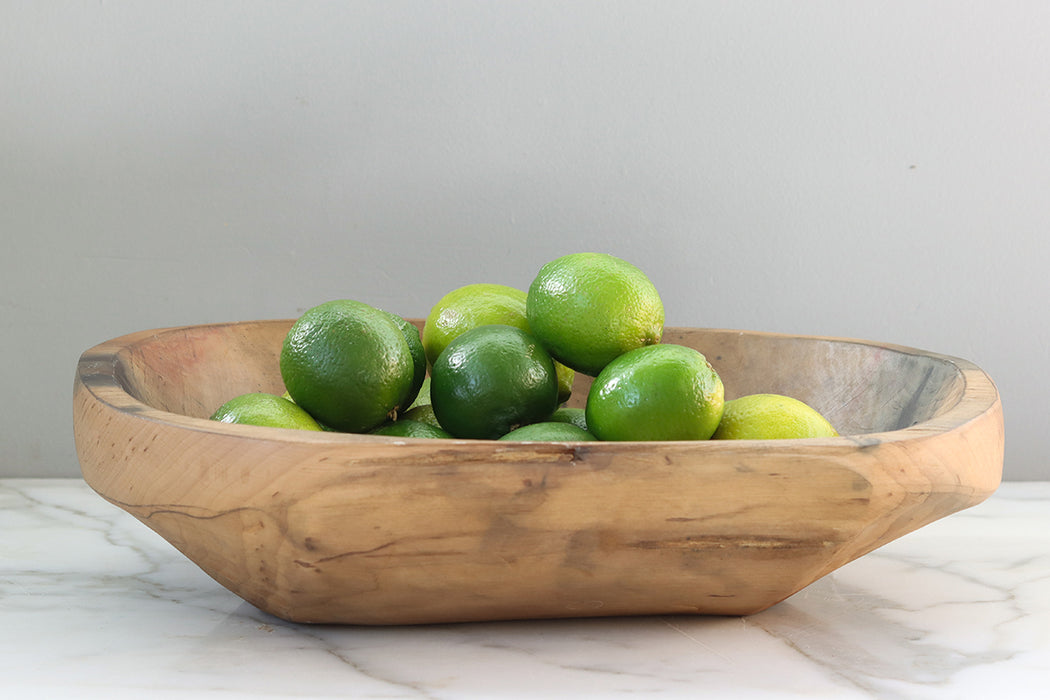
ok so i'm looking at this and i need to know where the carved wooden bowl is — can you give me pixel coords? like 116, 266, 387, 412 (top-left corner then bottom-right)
73, 320, 1003, 625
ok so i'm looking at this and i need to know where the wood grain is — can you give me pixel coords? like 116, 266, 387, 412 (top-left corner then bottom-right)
73, 321, 1003, 624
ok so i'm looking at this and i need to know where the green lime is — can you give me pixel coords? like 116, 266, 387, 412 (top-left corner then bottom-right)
423, 283, 529, 366
422, 282, 576, 403
712, 394, 838, 440
499, 422, 597, 442
430, 324, 559, 439
547, 406, 588, 432
406, 375, 431, 411
527, 252, 664, 376
210, 392, 323, 431
280, 299, 414, 433
370, 419, 453, 439
382, 311, 427, 410
554, 361, 575, 405
401, 402, 441, 428
586, 344, 724, 441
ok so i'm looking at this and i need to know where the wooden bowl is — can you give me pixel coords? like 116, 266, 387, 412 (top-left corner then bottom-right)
73, 320, 1003, 625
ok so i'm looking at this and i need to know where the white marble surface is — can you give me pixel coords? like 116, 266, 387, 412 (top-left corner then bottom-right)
1, 478, 1047, 699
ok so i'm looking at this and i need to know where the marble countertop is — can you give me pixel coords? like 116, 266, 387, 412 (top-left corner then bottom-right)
1, 478, 1047, 698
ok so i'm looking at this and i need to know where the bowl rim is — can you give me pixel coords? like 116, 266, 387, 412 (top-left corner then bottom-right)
75, 320, 1001, 451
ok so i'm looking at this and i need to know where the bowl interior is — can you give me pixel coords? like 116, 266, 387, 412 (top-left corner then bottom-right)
113, 320, 965, 438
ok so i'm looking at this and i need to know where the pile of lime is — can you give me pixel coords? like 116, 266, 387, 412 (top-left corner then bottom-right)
211, 252, 838, 442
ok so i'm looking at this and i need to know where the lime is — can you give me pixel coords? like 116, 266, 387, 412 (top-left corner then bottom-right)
586, 344, 724, 441
527, 252, 664, 376
712, 394, 838, 440
430, 324, 559, 439
280, 299, 414, 433
400, 402, 441, 428
370, 419, 453, 439
554, 361, 575, 405
382, 311, 427, 410
499, 422, 597, 442
406, 375, 431, 411
422, 282, 576, 403
547, 406, 588, 432
210, 392, 323, 431
423, 283, 529, 366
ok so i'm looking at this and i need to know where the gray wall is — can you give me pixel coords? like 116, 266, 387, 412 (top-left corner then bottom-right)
3, 2, 1046, 479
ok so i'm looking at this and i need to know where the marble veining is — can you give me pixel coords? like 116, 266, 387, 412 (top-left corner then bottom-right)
1, 478, 1047, 698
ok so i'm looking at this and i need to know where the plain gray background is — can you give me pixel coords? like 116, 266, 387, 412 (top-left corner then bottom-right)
3, 2, 1046, 479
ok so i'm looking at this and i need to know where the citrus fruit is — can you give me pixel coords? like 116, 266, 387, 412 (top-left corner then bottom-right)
370, 419, 453, 439
430, 324, 559, 439
401, 402, 441, 428
553, 362, 575, 405
280, 299, 414, 433
422, 282, 575, 402
547, 406, 588, 432
422, 283, 529, 366
210, 393, 323, 431
382, 310, 427, 409
712, 394, 839, 440
499, 422, 596, 442
527, 252, 664, 376
586, 344, 724, 441
406, 375, 431, 411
